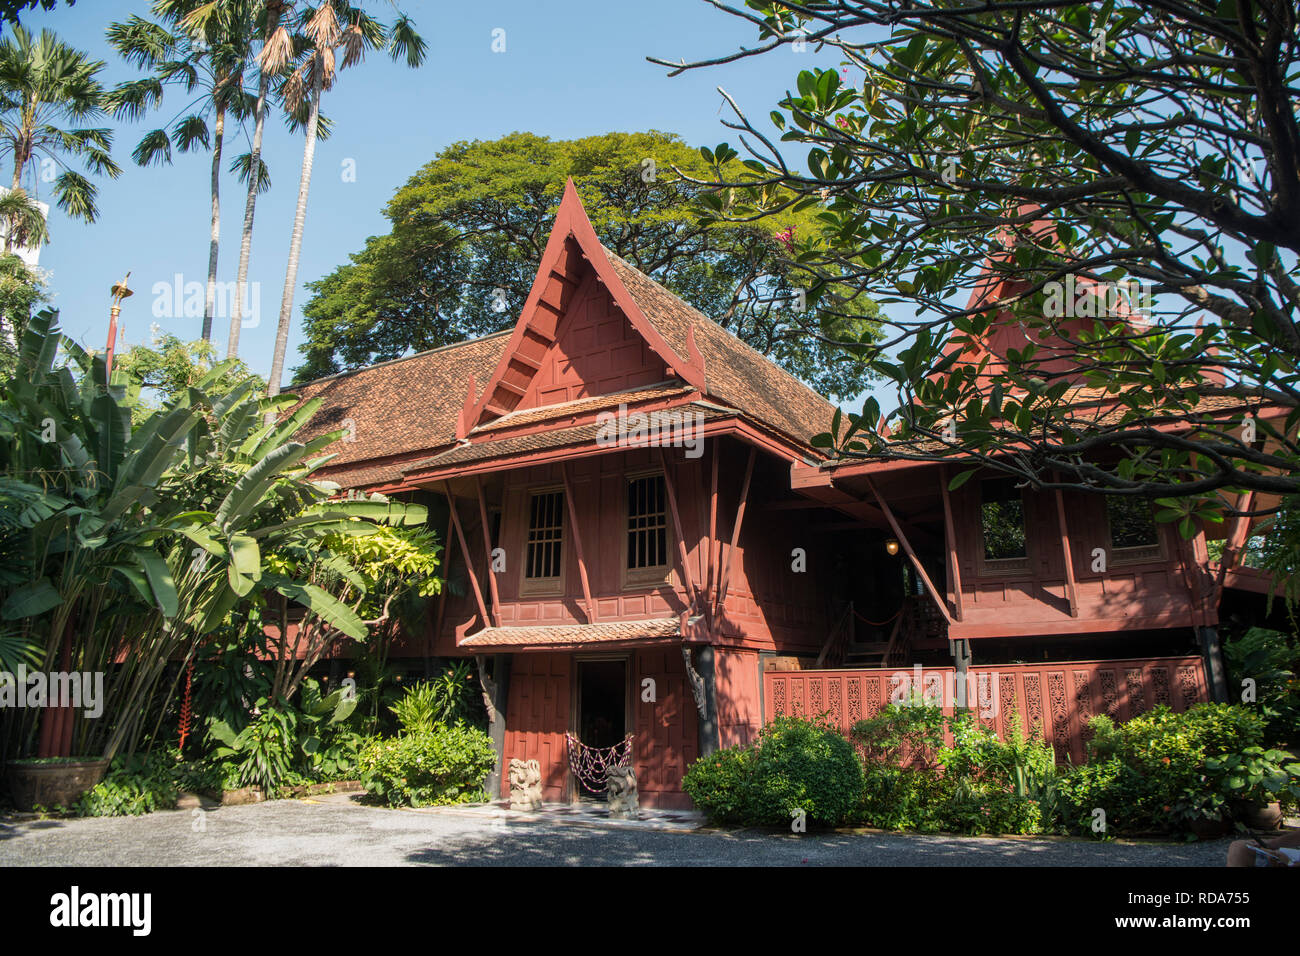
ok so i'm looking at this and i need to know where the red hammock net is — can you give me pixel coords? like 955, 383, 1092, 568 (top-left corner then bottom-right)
565, 732, 634, 794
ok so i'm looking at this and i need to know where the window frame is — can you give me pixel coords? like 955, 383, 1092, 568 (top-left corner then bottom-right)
519, 485, 567, 597
1103, 495, 1165, 565
976, 478, 1033, 577
621, 469, 674, 589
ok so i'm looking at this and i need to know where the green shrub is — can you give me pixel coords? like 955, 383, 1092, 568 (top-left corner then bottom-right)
850, 698, 946, 768
1058, 703, 1300, 835
682, 715, 862, 827
1224, 627, 1300, 747
856, 765, 1044, 835
389, 664, 477, 733
357, 723, 496, 808
75, 750, 180, 817
207, 704, 298, 792
680, 745, 754, 825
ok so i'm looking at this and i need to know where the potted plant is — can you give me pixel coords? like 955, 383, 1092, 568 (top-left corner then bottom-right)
5, 755, 110, 811
1205, 746, 1300, 832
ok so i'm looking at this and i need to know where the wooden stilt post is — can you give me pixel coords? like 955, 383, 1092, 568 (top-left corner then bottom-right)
708, 442, 719, 608
475, 476, 501, 628
714, 445, 756, 615
939, 467, 964, 622
1053, 482, 1080, 618
442, 481, 490, 630
561, 462, 596, 623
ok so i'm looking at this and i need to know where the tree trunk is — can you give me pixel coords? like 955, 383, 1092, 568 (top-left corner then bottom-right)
267, 70, 321, 398
5, 153, 23, 254
226, 30, 274, 360
201, 98, 226, 342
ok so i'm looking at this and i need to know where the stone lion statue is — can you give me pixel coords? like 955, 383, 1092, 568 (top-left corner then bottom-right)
605, 765, 638, 819
508, 758, 543, 811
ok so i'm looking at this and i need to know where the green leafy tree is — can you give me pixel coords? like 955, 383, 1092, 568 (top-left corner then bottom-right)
293, 130, 882, 399
0, 25, 120, 227
0, 309, 425, 761
0, 249, 42, 368
114, 330, 259, 421
1, 1, 75, 26
656, 1, 1300, 521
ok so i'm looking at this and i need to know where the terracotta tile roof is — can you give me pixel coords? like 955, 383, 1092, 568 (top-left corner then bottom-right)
472, 382, 694, 434
404, 405, 737, 474
460, 618, 681, 648
292, 332, 509, 486
605, 253, 839, 450
292, 244, 843, 489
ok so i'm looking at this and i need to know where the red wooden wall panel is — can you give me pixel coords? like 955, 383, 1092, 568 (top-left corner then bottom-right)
715, 647, 762, 747
633, 647, 698, 807
502, 653, 572, 800
518, 273, 668, 409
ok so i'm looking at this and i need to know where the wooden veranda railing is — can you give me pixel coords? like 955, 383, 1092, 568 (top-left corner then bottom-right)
763, 656, 1211, 764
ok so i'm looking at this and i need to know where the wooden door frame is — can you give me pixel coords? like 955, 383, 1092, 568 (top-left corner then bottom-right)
568, 651, 633, 803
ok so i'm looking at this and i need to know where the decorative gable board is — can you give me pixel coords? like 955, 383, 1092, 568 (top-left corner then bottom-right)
520, 272, 669, 408
466, 180, 703, 431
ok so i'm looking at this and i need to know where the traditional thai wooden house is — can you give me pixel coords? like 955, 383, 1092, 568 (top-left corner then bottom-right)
295, 180, 1257, 807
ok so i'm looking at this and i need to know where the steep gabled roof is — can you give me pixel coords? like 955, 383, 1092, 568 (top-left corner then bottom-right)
605, 252, 839, 449
463, 180, 838, 450
293, 332, 509, 488
294, 179, 844, 489
462, 180, 705, 429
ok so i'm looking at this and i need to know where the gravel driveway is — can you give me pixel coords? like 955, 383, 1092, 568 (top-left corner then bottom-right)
0, 794, 1234, 866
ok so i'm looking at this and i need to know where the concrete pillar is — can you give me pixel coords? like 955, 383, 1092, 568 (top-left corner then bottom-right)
697, 644, 720, 757
1198, 626, 1229, 704
481, 654, 511, 799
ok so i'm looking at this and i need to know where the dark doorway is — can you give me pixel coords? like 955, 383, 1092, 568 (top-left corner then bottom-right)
576, 658, 627, 750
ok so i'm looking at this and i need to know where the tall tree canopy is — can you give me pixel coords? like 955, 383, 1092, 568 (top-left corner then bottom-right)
292, 130, 881, 398
656, 1, 1300, 524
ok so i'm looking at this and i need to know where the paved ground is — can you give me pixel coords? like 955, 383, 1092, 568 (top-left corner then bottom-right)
0, 794, 1236, 866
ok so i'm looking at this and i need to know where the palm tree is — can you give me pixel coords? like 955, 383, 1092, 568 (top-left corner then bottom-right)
220, 0, 288, 360
107, 1, 258, 343
0, 25, 120, 246
265, 1, 425, 398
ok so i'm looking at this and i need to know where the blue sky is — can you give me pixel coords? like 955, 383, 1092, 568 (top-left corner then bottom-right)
24, 0, 846, 392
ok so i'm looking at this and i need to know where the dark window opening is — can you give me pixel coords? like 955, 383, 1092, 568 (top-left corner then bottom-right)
981, 478, 1028, 560
626, 474, 668, 570
525, 490, 564, 579
1107, 496, 1159, 549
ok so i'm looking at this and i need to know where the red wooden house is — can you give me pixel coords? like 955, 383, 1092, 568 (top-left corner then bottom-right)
295, 180, 1254, 807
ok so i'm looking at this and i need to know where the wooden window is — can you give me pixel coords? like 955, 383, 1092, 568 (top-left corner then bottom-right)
525, 490, 564, 581
1106, 496, 1161, 561
626, 474, 669, 573
979, 478, 1029, 570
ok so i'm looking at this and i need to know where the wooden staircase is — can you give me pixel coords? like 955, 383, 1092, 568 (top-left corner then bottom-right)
818, 598, 927, 669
